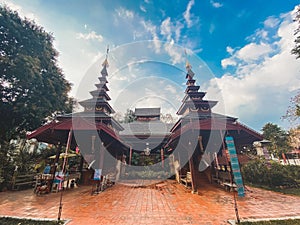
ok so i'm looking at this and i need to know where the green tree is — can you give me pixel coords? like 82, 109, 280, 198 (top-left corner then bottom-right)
123, 109, 136, 123
0, 6, 74, 190
291, 5, 300, 58
262, 123, 290, 157
0, 6, 73, 143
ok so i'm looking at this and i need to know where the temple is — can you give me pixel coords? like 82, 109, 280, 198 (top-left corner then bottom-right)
120, 107, 173, 167
167, 59, 262, 193
27, 48, 130, 185
27, 50, 263, 193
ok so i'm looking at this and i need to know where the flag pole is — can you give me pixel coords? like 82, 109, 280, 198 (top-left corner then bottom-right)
58, 129, 72, 221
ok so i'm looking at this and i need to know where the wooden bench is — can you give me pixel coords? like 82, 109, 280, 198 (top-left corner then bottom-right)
222, 182, 237, 192
11, 173, 36, 190
180, 172, 192, 187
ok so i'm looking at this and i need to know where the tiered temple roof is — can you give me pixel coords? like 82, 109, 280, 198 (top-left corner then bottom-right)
177, 61, 218, 116
168, 58, 262, 148
78, 56, 115, 115
27, 48, 126, 146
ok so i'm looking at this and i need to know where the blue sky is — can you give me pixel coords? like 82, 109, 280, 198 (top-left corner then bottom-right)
1, 0, 300, 132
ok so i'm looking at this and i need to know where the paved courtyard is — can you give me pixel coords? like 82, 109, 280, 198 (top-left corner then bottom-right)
0, 180, 300, 225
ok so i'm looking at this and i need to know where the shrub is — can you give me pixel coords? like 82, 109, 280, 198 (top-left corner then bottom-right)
241, 159, 299, 188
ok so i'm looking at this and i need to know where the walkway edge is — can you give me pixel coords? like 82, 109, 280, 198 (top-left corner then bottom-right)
228, 215, 300, 224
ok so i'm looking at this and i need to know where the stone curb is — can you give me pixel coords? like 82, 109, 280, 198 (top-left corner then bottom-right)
228, 215, 300, 224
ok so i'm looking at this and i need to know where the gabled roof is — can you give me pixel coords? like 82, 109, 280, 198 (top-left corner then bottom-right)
120, 120, 173, 136
26, 117, 128, 150
135, 107, 160, 117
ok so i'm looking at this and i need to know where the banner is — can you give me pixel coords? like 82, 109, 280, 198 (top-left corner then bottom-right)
225, 136, 245, 197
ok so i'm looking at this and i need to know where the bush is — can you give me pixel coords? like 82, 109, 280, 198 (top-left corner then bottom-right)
241, 159, 299, 188
124, 166, 170, 179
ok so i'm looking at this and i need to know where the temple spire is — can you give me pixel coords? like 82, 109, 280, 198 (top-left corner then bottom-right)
184, 49, 195, 80
101, 45, 109, 77
79, 46, 115, 115
176, 51, 217, 116
102, 45, 109, 68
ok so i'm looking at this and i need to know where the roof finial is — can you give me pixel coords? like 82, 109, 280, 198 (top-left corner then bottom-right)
102, 45, 109, 67
184, 49, 191, 70
184, 49, 194, 80
106, 45, 109, 57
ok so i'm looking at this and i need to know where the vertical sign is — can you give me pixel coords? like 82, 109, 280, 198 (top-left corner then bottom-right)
93, 169, 102, 180
225, 136, 245, 197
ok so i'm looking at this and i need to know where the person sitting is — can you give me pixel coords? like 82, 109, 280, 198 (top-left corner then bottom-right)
43, 164, 51, 174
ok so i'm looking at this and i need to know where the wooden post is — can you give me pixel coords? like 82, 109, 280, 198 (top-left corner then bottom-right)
198, 136, 204, 153
58, 129, 72, 221
99, 142, 105, 170
129, 147, 132, 165
161, 148, 164, 168
188, 141, 197, 193
177, 151, 181, 183
50, 143, 62, 191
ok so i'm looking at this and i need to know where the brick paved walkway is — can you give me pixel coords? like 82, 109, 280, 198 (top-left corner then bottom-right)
0, 180, 300, 224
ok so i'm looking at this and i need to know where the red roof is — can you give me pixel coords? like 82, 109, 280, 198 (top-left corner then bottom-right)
27, 117, 124, 145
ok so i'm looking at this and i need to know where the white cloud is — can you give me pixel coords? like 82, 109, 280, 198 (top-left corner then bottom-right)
116, 7, 134, 19
160, 17, 185, 44
165, 84, 177, 94
226, 46, 234, 55
140, 5, 146, 13
210, 0, 223, 8
175, 21, 184, 42
164, 41, 185, 65
221, 42, 273, 69
254, 29, 269, 41
221, 58, 237, 68
264, 16, 280, 28
236, 42, 272, 62
215, 8, 300, 130
76, 31, 103, 42
160, 17, 172, 41
183, 0, 195, 28
140, 20, 161, 53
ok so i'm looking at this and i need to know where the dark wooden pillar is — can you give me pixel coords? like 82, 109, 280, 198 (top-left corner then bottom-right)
161, 148, 164, 168
49, 143, 62, 191
129, 147, 132, 165
188, 140, 197, 193
99, 142, 105, 172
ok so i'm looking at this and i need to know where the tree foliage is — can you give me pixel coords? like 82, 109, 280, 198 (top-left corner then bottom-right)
291, 5, 300, 58
288, 126, 300, 150
0, 6, 73, 142
262, 123, 290, 157
122, 109, 136, 123
160, 113, 175, 124
283, 92, 300, 123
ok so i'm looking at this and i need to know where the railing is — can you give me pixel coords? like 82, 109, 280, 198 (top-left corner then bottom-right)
11, 173, 37, 190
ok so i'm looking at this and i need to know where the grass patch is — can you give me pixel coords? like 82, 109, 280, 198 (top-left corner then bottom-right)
272, 187, 300, 196
246, 183, 300, 197
240, 219, 300, 224
0, 217, 65, 225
